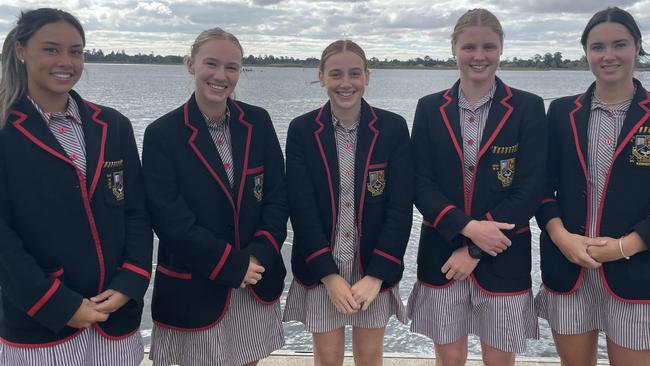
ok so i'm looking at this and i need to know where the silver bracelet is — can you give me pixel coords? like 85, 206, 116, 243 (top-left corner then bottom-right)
619, 237, 630, 260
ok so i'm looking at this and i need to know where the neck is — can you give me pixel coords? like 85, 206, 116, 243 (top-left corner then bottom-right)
195, 94, 227, 119
459, 77, 496, 107
331, 103, 360, 128
27, 88, 69, 114
594, 79, 635, 105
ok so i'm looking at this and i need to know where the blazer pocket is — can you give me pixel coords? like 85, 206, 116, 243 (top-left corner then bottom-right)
491, 227, 531, 278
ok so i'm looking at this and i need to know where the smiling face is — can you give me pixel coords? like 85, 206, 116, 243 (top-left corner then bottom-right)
319, 50, 369, 117
187, 38, 242, 115
452, 25, 501, 87
15, 20, 84, 106
585, 21, 639, 87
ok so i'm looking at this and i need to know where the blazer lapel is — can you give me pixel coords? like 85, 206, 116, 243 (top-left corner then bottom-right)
75, 92, 107, 200
478, 78, 514, 159
183, 95, 234, 208
568, 87, 591, 177
229, 99, 252, 213
615, 80, 650, 152
354, 100, 378, 212
314, 102, 340, 224
439, 82, 464, 159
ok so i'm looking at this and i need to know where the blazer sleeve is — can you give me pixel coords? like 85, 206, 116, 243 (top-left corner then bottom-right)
482, 95, 548, 228
240, 111, 288, 271
536, 99, 563, 228
142, 123, 249, 288
0, 138, 82, 333
412, 98, 472, 249
106, 115, 153, 304
365, 117, 413, 283
285, 120, 338, 280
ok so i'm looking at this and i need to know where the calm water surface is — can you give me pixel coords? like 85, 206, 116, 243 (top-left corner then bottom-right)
75, 64, 650, 358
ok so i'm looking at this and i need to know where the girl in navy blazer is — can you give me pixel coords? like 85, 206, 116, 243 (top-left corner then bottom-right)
283, 40, 412, 366
408, 9, 546, 366
0, 8, 152, 365
536, 7, 650, 365
143, 28, 288, 366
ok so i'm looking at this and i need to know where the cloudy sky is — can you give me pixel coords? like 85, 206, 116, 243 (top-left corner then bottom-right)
0, 0, 648, 61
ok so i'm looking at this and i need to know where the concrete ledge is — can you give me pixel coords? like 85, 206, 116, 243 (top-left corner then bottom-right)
141, 351, 611, 365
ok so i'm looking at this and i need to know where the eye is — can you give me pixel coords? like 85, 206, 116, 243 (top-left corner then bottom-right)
44, 47, 59, 54
590, 44, 604, 51
226, 65, 240, 71
71, 49, 84, 56
329, 71, 342, 78
462, 45, 475, 51
350, 70, 362, 78
205, 61, 217, 67
614, 42, 628, 48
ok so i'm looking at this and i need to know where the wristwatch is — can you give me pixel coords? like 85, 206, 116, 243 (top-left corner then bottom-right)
467, 243, 483, 259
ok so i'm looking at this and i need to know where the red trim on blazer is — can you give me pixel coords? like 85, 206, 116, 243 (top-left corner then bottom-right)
246, 284, 283, 305
465, 85, 514, 216
27, 279, 61, 317
515, 226, 530, 234
542, 267, 586, 295
0, 329, 84, 349
153, 289, 232, 332
595, 93, 650, 237
418, 279, 455, 289
121, 262, 151, 280
422, 219, 435, 228
156, 265, 192, 280
368, 162, 387, 169
373, 248, 402, 265
183, 103, 239, 250
92, 324, 140, 340
541, 198, 556, 204
48, 268, 64, 278
439, 90, 467, 211
246, 165, 264, 175
568, 94, 592, 237
254, 230, 280, 253
305, 247, 331, 263
13, 112, 106, 294
470, 274, 530, 296
209, 243, 232, 281
82, 101, 108, 200
232, 100, 252, 250
485, 212, 495, 221
314, 107, 337, 250
356, 107, 379, 276
599, 266, 650, 304
433, 205, 456, 228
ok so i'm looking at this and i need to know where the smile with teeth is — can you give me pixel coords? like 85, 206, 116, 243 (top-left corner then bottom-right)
208, 83, 227, 91
337, 90, 355, 97
470, 65, 489, 70
52, 72, 73, 80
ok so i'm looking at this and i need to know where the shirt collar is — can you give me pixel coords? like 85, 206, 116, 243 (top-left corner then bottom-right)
591, 90, 634, 113
27, 94, 83, 126
458, 83, 497, 111
203, 107, 230, 127
332, 113, 360, 132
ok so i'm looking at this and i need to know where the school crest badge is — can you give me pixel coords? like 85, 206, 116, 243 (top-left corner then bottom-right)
253, 173, 264, 202
493, 158, 515, 188
106, 170, 124, 201
630, 134, 650, 166
367, 170, 386, 196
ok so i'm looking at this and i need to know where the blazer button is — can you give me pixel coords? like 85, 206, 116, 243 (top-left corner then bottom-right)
581, 190, 587, 198
578, 225, 586, 235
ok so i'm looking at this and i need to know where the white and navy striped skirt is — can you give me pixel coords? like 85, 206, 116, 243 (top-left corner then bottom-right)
0, 326, 143, 366
408, 278, 538, 353
283, 257, 407, 333
536, 267, 650, 350
149, 287, 284, 366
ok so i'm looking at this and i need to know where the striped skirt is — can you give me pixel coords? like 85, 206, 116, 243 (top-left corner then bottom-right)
408, 278, 538, 353
283, 257, 407, 333
149, 287, 284, 366
536, 267, 650, 350
0, 327, 143, 366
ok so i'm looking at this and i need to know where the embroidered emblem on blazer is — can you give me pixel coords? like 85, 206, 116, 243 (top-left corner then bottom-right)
253, 173, 264, 202
107, 170, 125, 200
491, 144, 518, 154
493, 158, 515, 188
103, 160, 124, 168
630, 134, 650, 166
367, 170, 386, 196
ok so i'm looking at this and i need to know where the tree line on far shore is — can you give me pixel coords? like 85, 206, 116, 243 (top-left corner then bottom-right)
25, 49, 650, 69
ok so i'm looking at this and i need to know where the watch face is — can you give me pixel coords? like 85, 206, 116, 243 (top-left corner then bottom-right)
468, 244, 482, 259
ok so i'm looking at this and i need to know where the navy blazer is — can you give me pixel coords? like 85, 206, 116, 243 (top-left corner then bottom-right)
537, 79, 650, 301
143, 95, 287, 330
286, 99, 413, 290
0, 91, 152, 345
412, 78, 547, 294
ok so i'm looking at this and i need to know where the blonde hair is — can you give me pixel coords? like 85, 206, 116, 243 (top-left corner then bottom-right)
451, 9, 504, 47
185, 27, 243, 65
319, 40, 368, 72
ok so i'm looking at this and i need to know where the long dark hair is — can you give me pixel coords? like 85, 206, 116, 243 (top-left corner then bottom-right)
581, 7, 646, 56
0, 8, 85, 127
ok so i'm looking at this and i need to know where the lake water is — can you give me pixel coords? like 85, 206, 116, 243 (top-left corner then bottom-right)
75, 64, 650, 359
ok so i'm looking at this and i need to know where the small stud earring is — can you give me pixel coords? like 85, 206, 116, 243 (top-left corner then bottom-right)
19, 59, 25, 64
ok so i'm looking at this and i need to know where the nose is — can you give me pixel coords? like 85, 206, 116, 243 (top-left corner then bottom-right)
213, 65, 227, 80
603, 46, 616, 61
